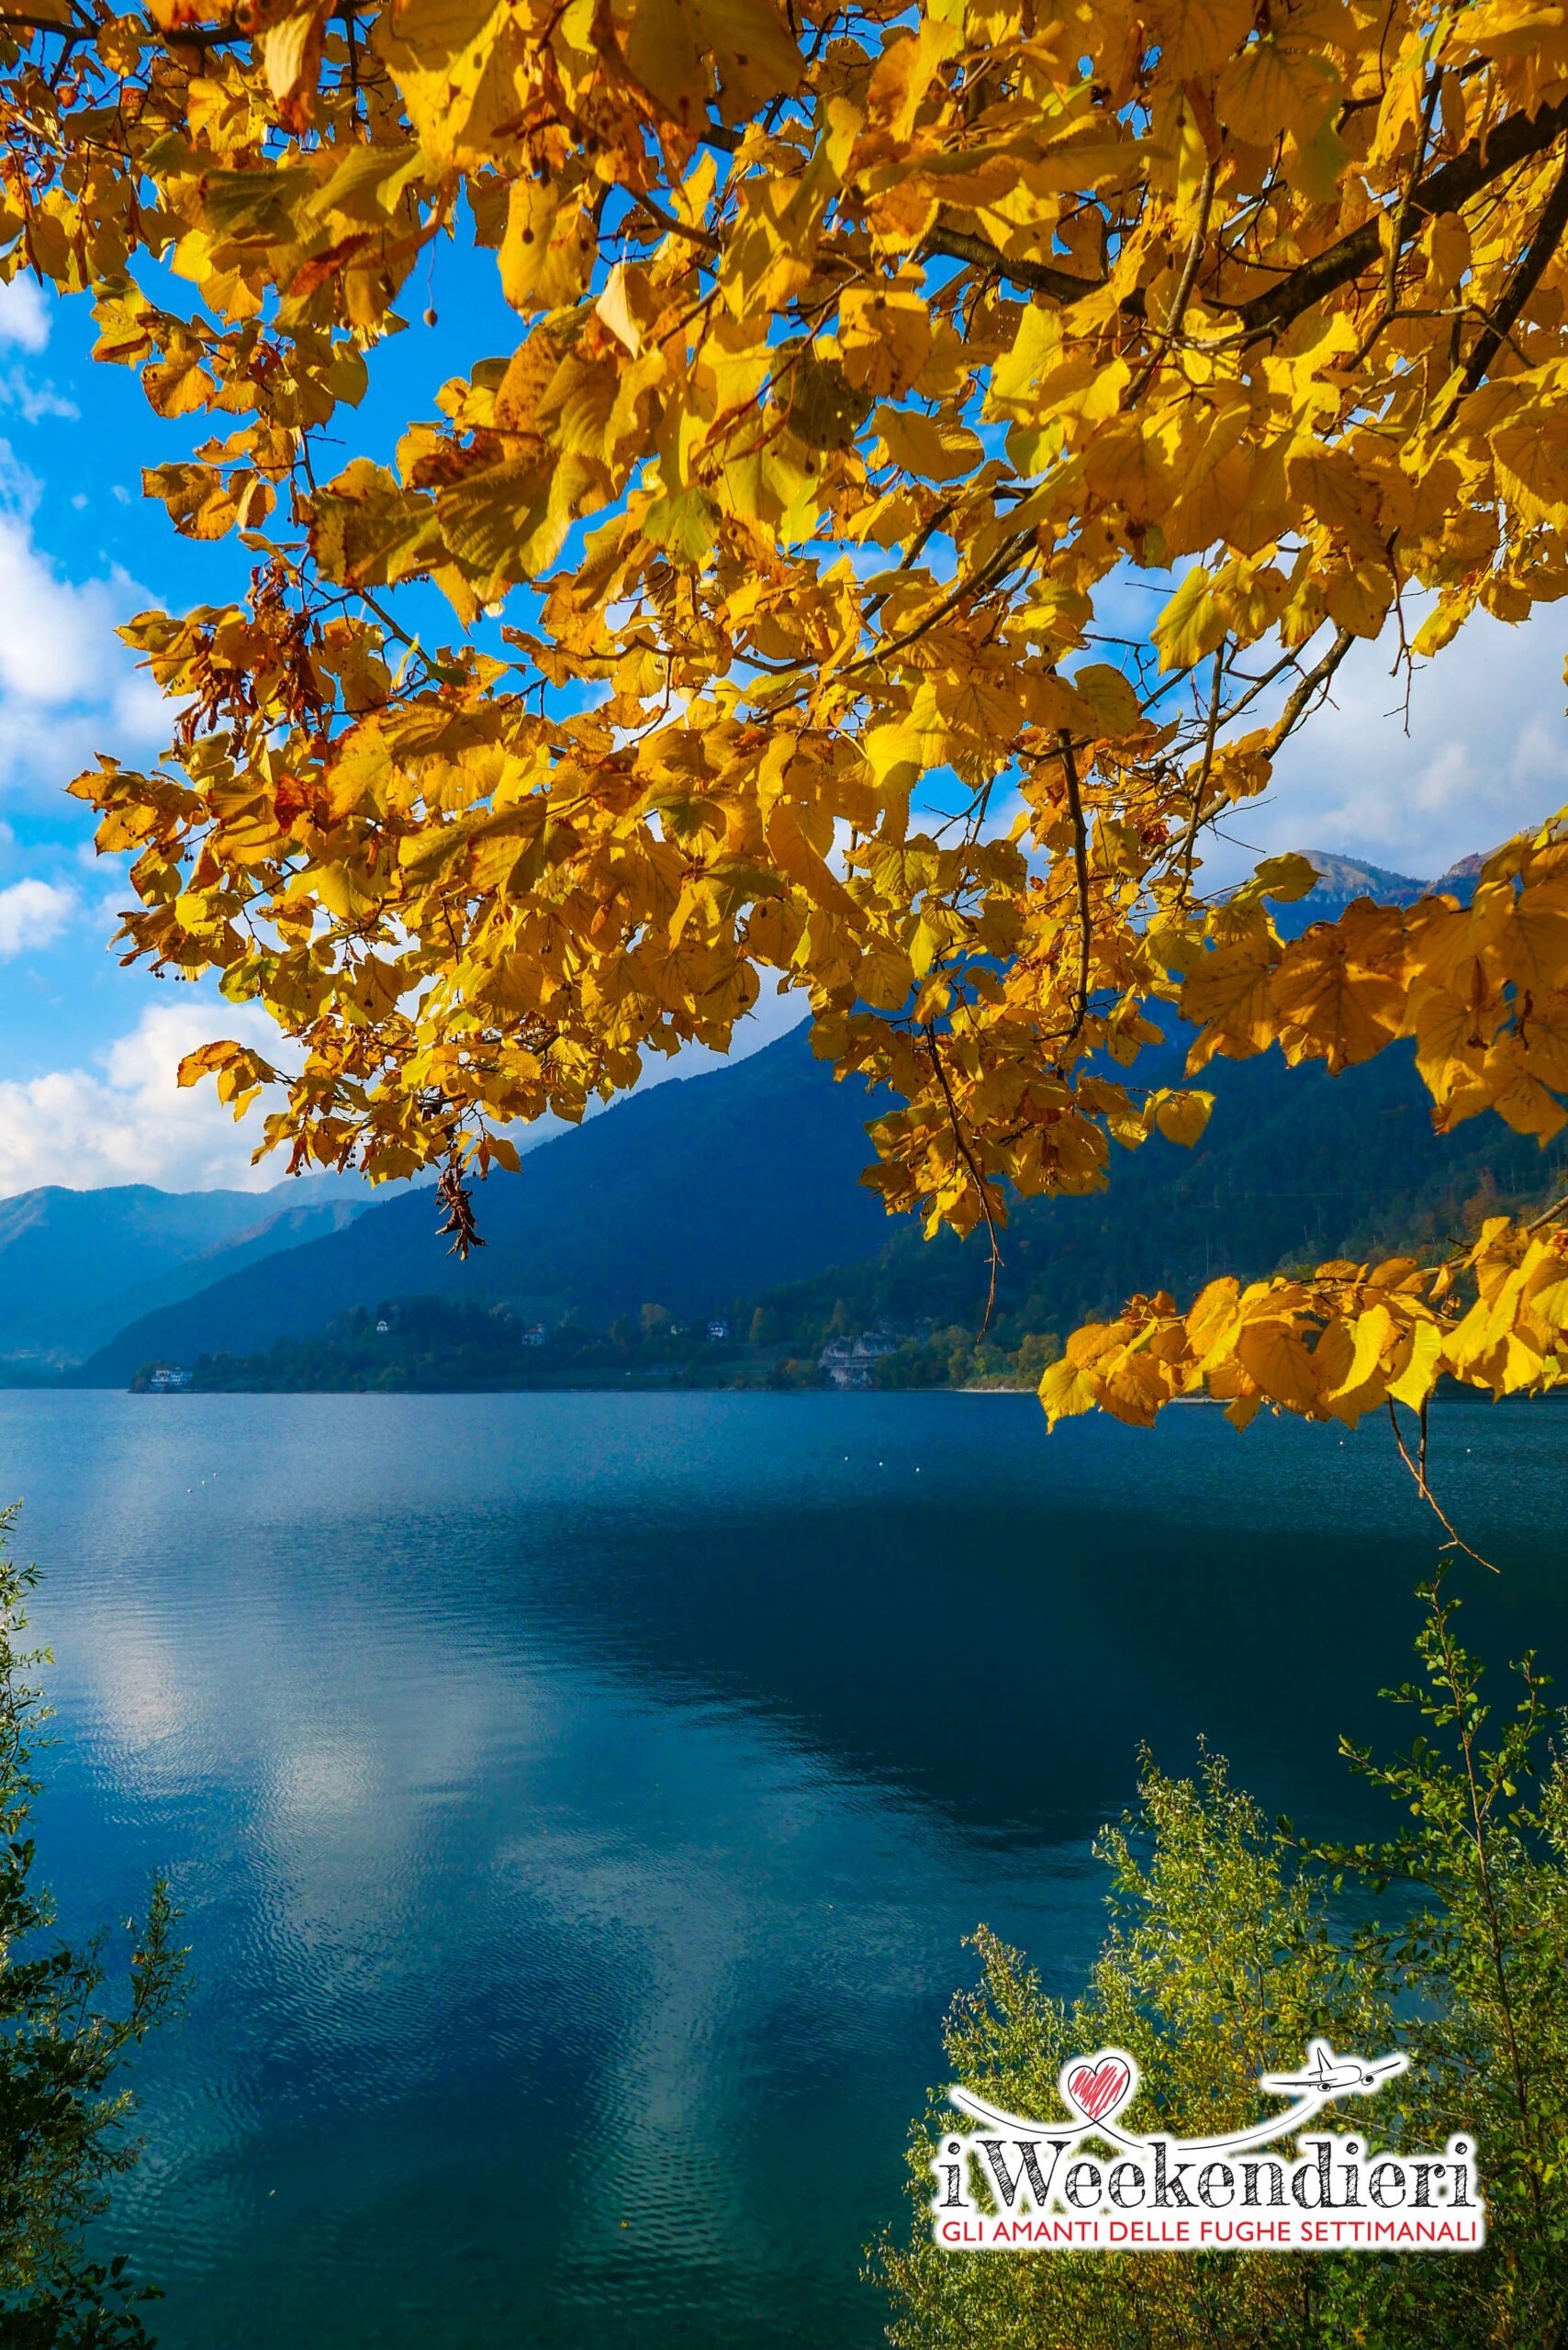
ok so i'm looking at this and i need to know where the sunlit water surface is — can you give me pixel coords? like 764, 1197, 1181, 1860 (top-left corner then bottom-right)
4, 1391, 1563, 2347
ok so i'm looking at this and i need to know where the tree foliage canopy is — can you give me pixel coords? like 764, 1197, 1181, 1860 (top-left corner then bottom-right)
4, 0, 1568, 1420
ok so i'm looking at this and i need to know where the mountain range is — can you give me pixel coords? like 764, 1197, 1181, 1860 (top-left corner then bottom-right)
0, 1173, 379, 1366
71, 1028, 891, 1383
0, 848, 1545, 1383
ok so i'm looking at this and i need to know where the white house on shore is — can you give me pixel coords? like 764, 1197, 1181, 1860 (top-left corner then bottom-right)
818, 1332, 899, 1391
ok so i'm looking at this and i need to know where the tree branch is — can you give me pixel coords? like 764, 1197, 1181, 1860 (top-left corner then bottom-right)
627, 189, 722, 255
1231, 95, 1568, 339
1385, 1398, 1498, 1576
1446, 144, 1568, 413
1057, 726, 1093, 1052
846, 523, 1036, 674
0, 7, 87, 32
921, 223, 1100, 305
1264, 626, 1356, 755
924, 1019, 1002, 1337
1126, 157, 1215, 406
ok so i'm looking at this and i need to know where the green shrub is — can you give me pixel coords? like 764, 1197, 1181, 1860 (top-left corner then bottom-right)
878, 1575, 1568, 2347
0, 1508, 182, 2346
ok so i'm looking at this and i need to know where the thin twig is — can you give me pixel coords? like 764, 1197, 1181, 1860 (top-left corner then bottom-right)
1347, 61, 1443, 367
924, 1020, 1002, 1337
1208, 638, 1312, 729
1056, 727, 1092, 1051
1385, 1397, 1499, 1574
1177, 642, 1227, 901
864, 491, 961, 618
1126, 157, 1215, 407
844, 525, 1036, 676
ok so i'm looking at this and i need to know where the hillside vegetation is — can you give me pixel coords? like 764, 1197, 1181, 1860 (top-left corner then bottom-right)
175, 1024, 1564, 1393
55, 858, 1564, 1393
76, 1030, 889, 1384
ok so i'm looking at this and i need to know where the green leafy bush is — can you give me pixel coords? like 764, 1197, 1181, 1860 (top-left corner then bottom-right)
0, 1508, 182, 2346
878, 1575, 1568, 2348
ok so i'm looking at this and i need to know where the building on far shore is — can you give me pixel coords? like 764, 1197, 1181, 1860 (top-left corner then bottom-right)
818, 1331, 899, 1391
148, 1365, 193, 1392
706, 1316, 730, 1341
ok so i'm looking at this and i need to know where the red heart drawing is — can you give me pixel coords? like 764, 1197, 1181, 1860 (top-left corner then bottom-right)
1066, 2055, 1132, 2123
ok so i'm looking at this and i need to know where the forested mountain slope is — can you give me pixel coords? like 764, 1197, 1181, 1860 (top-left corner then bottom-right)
75, 1027, 888, 1382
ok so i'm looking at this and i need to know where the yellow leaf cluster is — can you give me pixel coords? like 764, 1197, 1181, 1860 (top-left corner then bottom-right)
0, 0, 1562, 1410
1040, 1215, 1568, 1430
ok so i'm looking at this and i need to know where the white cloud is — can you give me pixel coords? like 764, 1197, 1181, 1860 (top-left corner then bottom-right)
0, 372, 78, 424
1057, 560, 1568, 888
0, 280, 75, 422
0, 877, 74, 956
1215, 604, 1568, 884
0, 998, 286, 1194
0, 277, 50, 355
0, 509, 128, 702
0, 444, 162, 798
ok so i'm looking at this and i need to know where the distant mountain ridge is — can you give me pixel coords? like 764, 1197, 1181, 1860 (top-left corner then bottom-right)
751, 1034, 1563, 1363
73, 1025, 890, 1384
0, 843, 1532, 1382
1299, 851, 1430, 904
0, 1175, 381, 1365
1273, 850, 1479, 934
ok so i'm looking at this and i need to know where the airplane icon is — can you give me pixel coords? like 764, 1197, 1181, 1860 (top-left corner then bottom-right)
1259, 2040, 1408, 2099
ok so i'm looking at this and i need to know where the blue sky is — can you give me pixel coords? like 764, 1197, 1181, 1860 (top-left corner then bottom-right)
0, 261, 1563, 1196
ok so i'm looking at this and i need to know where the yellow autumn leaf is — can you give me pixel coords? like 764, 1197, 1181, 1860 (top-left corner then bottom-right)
594, 262, 643, 356
1269, 912, 1407, 1071
1152, 567, 1224, 671
1152, 1088, 1214, 1147
839, 285, 932, 399
1215, 38, 1341, 150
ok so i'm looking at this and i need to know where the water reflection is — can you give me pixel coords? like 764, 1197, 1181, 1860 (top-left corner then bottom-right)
1, 1392, 1562, 2348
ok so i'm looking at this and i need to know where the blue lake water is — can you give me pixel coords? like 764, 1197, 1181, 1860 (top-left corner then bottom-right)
4, 1390, 1564, 2346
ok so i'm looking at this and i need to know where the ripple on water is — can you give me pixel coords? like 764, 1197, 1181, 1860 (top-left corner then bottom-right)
4, 1389, 1562, 2350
